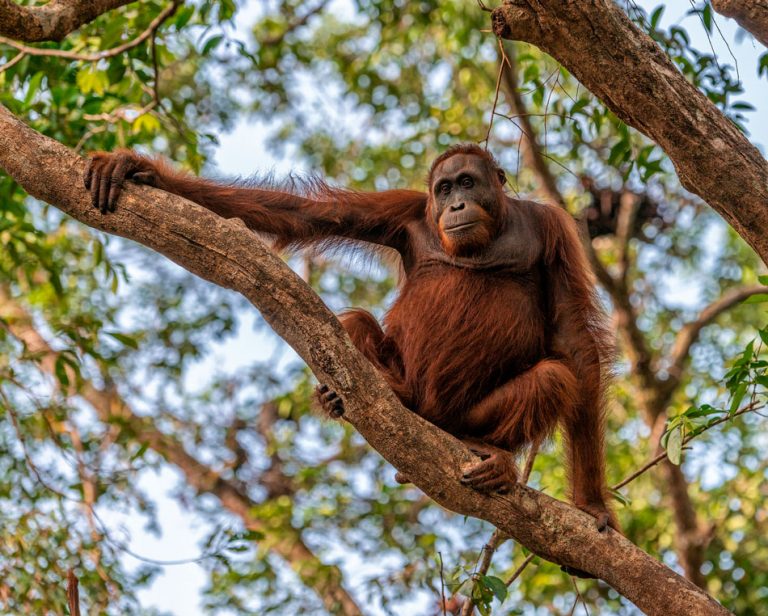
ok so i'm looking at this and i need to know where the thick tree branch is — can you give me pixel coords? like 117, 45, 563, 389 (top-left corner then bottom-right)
0, 0, 135, 42
0, 104, 731, 615
491, 0, 768, 265
0, 285, 364, 616
712, 0, 768, 48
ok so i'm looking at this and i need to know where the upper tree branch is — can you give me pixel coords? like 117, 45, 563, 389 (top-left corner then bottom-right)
712, 0, 768, 48
0, 104, 731, 616
491, 0, 768, 265
0, 0, 135, 42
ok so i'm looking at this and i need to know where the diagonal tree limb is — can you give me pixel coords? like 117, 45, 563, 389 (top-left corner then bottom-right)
0, 103, 732, 615
491, 0, 768, 266
0, 285, 365, 616
712, 0, 768, 48
0, 0, 135, 42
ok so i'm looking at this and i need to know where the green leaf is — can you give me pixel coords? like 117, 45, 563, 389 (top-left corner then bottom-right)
666, 426, 683, 465
744, 293, 768, 304
650, 5, 665, 29
132, 113, 161, 135
202, 34, 224, 55
730, 382, 748, 413
610, 489, 631, 507
754, 375, 768, 388
481, 575, 508, 602
242, 530, 265, 541
54, 355, 70, 387
759, 51, 768, 77
76, 66, 109, 96
684, 405, 724, 419
107, 331, 139, 349
702, 3, 713, 33
130, 442, 149, 461
570, 98, 589, 116
23, 71, 44, 106
608, 140, 628, 166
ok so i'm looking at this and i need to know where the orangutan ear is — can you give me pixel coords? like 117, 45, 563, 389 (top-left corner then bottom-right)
497, 169, 507, 186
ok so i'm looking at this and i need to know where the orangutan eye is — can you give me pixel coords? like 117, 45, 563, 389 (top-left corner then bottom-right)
460, 175, 474, 188
438, 181, 451, 195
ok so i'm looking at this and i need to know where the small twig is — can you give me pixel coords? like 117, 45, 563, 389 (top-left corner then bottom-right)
151, 30, 161, 105
505, 553, 535, 587
460, 529, 506, 616
570, 576, 590, 615
481, 38, 506, 148
0, 1, 180, 63
0, 50, 26, 74
521, 440, 540, 484
461, 442, 539, 615
439, 552, 447, 616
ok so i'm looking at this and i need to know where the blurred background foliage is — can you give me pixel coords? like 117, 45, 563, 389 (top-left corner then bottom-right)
0, 0, 767, 614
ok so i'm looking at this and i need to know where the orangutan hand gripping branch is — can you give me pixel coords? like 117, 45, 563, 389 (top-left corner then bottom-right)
85, 144, 618, 531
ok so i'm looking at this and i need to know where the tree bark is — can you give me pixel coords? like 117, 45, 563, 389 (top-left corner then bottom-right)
712, 0, 768, 48
0, 0, 135, 42
0, 104, 732, 615
491, 0, 768, 266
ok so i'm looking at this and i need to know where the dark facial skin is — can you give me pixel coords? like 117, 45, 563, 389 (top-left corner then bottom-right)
430, 154, 507, 257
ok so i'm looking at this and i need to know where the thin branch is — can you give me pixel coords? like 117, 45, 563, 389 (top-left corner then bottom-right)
439, 552, 447, 616
460, 442, 539, 616
505, 553, 535, 587
0, 49, 26, 74
460, 530, 506, 616
481, 39, 506, 148
498, 43, 563, 206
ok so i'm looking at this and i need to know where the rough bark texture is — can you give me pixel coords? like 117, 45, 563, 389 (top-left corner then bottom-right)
0, 104, 732, 616
491, 0, 768, 265
712, 0, 768, 47
0, 0, 133, 42
0, 287, 364, 616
